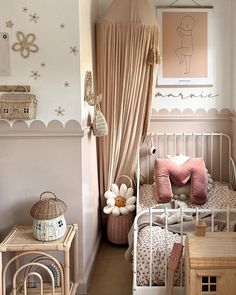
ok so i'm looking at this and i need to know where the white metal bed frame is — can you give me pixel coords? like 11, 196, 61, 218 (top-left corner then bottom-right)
133, 132, 236, 295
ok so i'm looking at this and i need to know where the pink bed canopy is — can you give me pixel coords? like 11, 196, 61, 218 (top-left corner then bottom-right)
102, 0, 159, 25
95, 0, 160, 221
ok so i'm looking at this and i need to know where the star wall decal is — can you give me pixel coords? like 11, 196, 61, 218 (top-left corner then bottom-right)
55, 106, 65, 116
30, 70, 40, 80
40, 62, 46, 68
6, 20, 14, 28
22, 7, 28, 13
59, 23, 65, 29
64, 81, 70, 87
70, 46, 79, 55
29, 13, 40, 24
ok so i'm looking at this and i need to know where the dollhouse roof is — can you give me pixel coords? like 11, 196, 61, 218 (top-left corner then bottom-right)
188, 233, 236, 269
0, 96, 36, 104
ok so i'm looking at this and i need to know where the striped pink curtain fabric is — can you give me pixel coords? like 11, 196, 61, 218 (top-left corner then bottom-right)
95, 0, 160, 224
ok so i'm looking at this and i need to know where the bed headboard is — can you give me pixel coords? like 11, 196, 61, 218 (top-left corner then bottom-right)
138, 132, 236, 189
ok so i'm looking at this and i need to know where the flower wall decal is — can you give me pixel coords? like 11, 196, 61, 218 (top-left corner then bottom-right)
29, 13, 40, 24
12, 31, 39, 58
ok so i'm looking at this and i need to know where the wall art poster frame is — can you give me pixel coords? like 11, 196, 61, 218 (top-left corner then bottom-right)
157, 7, 213, 86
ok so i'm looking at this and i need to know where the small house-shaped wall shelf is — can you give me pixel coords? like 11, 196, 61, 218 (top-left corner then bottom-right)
185, 232, 236, 295
0, 85, 36, 120
0, 96, 36, 120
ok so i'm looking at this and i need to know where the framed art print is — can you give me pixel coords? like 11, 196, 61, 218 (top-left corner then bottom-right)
157, 8, 213, 86
0, 33, 10, 76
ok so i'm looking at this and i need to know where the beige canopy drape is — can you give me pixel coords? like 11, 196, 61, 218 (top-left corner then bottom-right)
95, 0, 160, 220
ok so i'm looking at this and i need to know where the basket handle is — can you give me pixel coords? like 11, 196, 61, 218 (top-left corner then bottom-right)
11, 86, 29, 93
116, 175, 133, 188
40, 191, 58, 200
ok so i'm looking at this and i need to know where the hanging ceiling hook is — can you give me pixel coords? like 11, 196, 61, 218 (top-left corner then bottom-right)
169, 0, 201, 6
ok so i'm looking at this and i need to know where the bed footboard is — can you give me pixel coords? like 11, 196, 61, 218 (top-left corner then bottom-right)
132, 207, 236, 295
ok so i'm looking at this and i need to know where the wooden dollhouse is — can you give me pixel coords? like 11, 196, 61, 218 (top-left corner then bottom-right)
185, 232, 236, 295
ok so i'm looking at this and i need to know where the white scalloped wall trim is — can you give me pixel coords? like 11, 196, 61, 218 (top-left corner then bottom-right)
151, 108, 232, 117
0, 108, 234, 135
0, 119, 91, 138
0, 119, 81, 130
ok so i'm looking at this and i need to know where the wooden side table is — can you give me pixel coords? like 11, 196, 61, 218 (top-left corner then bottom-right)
0, 224, 79, 295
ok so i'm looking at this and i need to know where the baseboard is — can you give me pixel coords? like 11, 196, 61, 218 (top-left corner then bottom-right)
77, 231, 102, 294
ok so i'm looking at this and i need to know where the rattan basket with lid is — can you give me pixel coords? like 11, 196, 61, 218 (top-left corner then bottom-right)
30, 191, 67, 241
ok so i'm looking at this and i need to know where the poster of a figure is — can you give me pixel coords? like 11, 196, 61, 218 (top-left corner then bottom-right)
157, 8, 212, 86
175, 15, 195, 75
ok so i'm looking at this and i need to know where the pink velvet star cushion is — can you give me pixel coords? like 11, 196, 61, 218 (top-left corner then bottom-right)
154, 158, 207, 205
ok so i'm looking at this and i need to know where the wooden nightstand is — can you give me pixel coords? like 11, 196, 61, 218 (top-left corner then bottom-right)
185, 232, 236, 295
0, 224, 78, 295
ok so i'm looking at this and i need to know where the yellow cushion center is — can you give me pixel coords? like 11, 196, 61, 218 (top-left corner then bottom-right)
115, 196, 126, 207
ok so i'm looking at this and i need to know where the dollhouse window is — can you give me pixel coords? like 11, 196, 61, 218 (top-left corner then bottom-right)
36, 224, 41, 230
201, 276, 217, 292
23, 107, 29, 113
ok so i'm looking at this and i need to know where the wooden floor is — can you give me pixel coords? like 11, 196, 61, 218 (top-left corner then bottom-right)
88, 240, 133, 295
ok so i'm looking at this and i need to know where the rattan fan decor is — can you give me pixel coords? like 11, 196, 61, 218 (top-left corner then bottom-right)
30, 191, 67, 241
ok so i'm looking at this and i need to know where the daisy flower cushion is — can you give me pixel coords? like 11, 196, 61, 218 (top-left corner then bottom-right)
103, 183, 136, 216
154, 157, 207, 205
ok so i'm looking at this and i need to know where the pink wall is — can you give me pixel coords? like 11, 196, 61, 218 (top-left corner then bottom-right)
0, 121, 80, 236
150, 108, 232, 135
80, 129, 101, 293
149, 108, 236, 190
0, 120, 100, 294
0, 1, 101, 293
150, 108, 234, 164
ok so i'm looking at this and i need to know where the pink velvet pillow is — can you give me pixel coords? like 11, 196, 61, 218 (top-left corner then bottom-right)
154, 158, 207, 205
